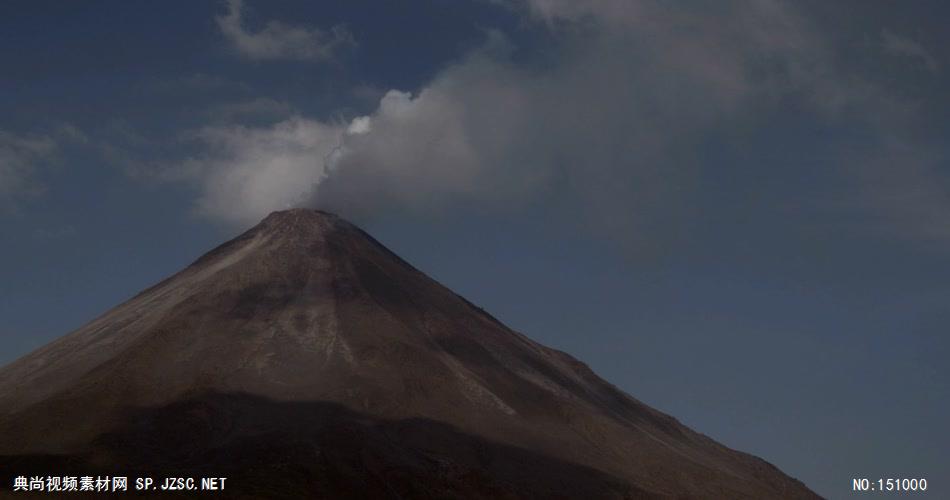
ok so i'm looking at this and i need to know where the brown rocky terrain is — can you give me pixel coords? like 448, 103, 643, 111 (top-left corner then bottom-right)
0, 209, 819, 499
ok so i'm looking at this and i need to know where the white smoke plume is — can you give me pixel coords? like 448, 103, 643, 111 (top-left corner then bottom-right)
182, 0, 944, 245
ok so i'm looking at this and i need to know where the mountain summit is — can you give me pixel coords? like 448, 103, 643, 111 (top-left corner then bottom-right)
0, 209, 818, 498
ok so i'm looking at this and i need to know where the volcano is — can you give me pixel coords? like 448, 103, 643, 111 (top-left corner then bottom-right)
0, 209, 817, 498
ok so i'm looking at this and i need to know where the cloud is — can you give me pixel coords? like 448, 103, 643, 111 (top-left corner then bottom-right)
314, 1, 949, 246
182, 2, 825, 223
179, 117, 345, 226
164, 0, 947, 250
216, 0, 354, 62
0, 124, 88, 212
312, 1, 831, 228
346, 116, 371, 135
0, 131, 58, 208
881, 29, 939, 72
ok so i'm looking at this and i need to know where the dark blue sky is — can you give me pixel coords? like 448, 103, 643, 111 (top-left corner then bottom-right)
2, 1, 948, 497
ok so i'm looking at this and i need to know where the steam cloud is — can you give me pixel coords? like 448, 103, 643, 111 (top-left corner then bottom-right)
188, 0, 944, 244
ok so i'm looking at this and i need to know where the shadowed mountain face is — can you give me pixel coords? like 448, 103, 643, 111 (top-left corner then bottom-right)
0, 209, 819, 499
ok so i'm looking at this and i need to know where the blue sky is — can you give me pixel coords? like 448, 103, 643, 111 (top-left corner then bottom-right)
2, 1, 949, 496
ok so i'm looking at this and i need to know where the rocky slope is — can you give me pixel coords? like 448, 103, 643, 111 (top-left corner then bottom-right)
0, 209, 819, 499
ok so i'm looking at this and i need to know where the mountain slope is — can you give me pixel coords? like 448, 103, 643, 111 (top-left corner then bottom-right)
0, 209, 818, 499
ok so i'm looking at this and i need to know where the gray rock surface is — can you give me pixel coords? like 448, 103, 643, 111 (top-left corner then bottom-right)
0, 209, 819, 499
